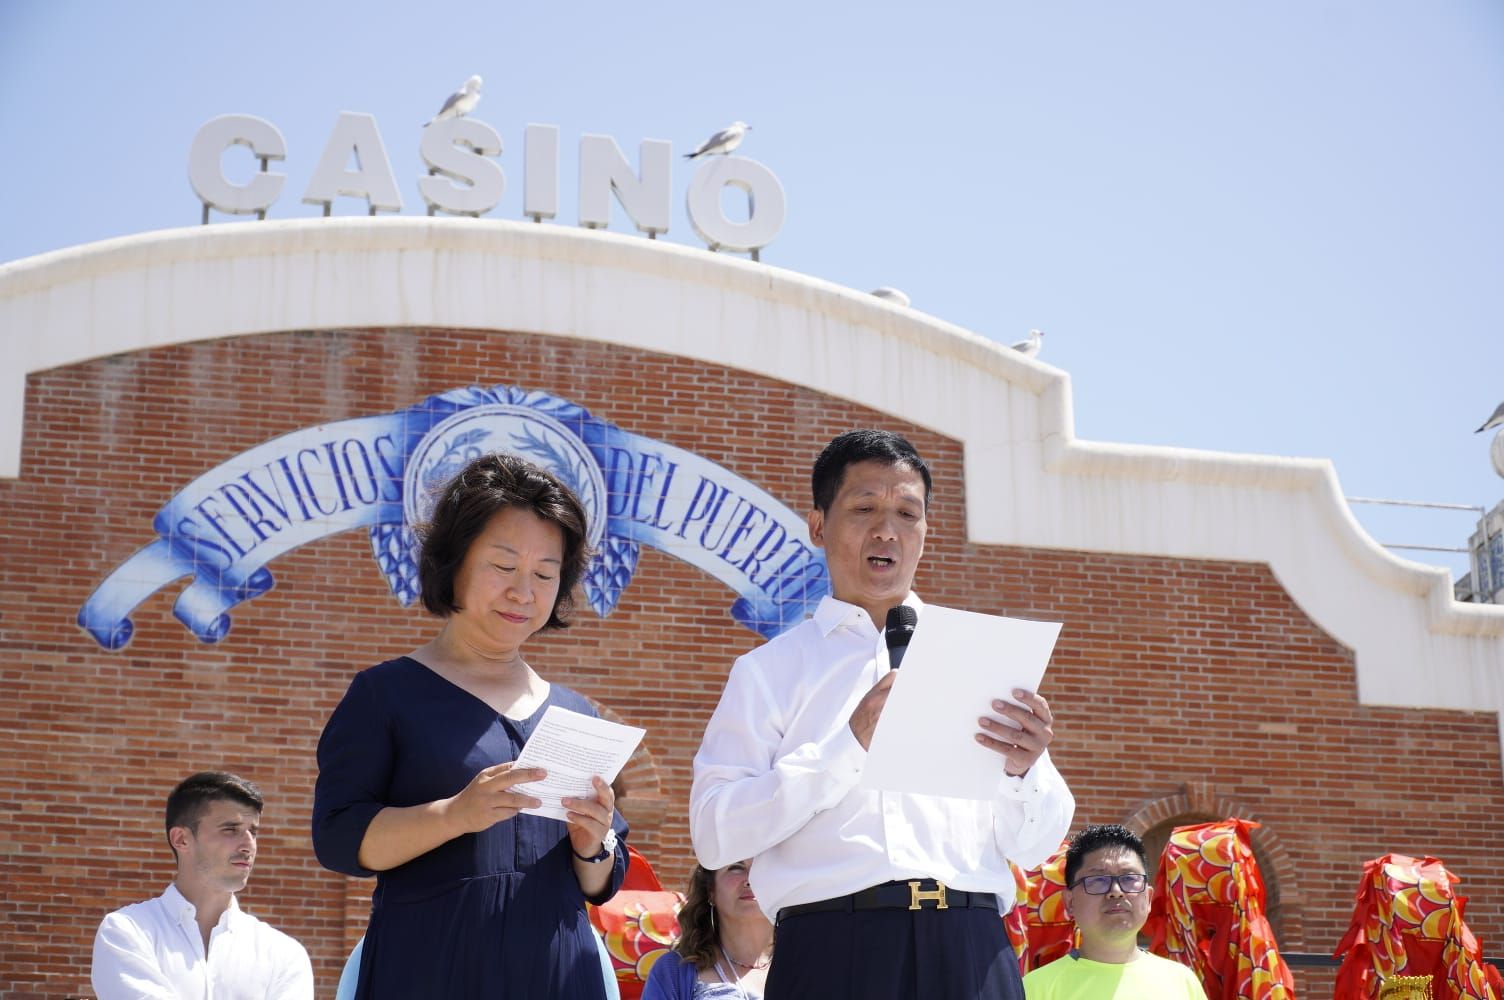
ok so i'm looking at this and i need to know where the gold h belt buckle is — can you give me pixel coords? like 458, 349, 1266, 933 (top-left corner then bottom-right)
907, 879, 949, 910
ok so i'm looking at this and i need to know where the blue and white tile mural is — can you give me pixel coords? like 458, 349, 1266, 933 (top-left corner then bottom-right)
79, 385, 829, 650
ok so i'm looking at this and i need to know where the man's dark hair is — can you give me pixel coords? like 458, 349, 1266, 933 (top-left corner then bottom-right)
810, 429, 933, 513
1064, 823, 1147, 885
165, 772, 263, 854
417, 452, 592, 629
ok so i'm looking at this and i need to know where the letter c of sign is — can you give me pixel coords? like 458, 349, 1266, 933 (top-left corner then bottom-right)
188, 114, 288, 216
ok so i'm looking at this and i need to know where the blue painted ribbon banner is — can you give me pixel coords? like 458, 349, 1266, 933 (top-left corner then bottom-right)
79, 386, 829, 650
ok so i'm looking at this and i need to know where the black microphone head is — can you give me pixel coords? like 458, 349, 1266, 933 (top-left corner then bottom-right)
884, 605, 918, 650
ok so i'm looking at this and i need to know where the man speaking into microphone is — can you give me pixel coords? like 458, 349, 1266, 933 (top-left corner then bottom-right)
690, 429, 1074, 1000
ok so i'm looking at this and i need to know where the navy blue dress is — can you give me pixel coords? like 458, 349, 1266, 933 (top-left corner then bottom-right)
313, 656, 629, 999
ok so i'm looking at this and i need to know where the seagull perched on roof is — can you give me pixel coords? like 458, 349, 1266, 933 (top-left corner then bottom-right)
425, 75, 483, 126
1010, 329, 1044, 358
685, 121, 750, 159
1476, 400, 1504, 434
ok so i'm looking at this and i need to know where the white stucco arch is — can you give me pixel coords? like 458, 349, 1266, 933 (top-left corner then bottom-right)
2, 218, 1501, 761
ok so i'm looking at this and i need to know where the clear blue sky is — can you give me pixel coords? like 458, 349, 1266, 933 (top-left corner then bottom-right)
3, 0, 1500, 581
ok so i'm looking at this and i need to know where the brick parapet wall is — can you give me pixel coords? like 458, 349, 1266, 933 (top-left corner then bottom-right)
0, 327, 1498, 997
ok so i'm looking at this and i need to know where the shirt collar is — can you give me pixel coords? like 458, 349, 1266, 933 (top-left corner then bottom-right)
221, 893, 244, 930
162, 882, 195, 924
163, 881, 244, 930
813, 592, 923, 637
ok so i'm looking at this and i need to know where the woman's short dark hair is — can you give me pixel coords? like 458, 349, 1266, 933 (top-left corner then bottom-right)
416, 452, 592, 630
673, 864, 721, 971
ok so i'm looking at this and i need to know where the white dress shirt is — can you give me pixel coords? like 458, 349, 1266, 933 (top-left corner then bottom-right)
91, 883, 314, 1000
690, 594, 1074, 921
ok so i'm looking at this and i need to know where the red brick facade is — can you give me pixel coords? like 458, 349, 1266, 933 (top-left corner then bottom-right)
1, 327, 1499, 997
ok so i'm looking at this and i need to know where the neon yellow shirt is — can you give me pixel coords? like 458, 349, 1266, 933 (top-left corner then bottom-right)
1022, 951, 1206, 999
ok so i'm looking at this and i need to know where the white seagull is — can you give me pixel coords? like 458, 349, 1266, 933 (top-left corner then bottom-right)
426, 75, 483, 126
1010, 329, 1044, 358
1476, 400, 1504, 434
685, 121, 750, 159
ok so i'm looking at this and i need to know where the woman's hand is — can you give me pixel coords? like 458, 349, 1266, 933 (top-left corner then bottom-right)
357, 762, 545, 872
563, 775, 615, 861
443, 762, 547, 835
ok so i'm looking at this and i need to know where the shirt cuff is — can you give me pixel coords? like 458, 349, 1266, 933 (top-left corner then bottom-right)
995, 749, 1056, 802
817, 720, 867, 786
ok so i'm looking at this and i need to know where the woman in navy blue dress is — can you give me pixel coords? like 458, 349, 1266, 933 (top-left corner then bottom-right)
313, 453, 628, 998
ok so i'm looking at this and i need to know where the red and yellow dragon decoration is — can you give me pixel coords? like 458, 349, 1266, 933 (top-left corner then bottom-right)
1143, 818, 1296, 999
1332, 853, 1500, 1000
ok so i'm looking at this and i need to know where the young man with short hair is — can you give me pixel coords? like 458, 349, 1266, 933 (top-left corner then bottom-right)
92, 771, 313, 999
1023, 824, 1204, 999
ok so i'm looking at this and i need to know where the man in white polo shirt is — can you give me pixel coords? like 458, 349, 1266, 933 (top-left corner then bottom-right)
92, 771, 313, 999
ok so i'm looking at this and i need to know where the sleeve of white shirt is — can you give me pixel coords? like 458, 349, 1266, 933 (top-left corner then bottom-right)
990, 749, 1074, 869
91, 913, 178, 1000
690, 651, 866, 869
265, 936, 315, 1000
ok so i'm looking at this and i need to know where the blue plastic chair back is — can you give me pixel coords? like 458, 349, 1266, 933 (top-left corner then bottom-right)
334, 935, 364, 1000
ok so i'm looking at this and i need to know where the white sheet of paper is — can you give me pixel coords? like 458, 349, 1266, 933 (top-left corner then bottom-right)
512, 706, 646, 822
859, 605, 1062, 800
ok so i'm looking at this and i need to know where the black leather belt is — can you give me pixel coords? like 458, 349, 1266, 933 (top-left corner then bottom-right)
778, 879, 997, 922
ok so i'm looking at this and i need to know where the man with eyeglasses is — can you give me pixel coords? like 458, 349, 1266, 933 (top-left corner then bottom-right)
1023, 824, 1205, 999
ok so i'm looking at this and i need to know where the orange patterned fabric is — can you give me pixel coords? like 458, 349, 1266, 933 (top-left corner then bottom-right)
589, 889, 684, 1000
1332, 854, 1499, 1000
1143, 818, 1295, 999
1004, 841, 1076, 973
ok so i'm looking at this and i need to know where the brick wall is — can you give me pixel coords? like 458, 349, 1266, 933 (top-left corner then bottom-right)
0, 327, 1498, 997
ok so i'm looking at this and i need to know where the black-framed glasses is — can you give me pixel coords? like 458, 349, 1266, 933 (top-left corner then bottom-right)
1068, 873, 1148, 895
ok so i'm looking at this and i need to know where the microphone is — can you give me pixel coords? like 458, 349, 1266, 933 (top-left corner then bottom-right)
884, 605, 918, 669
